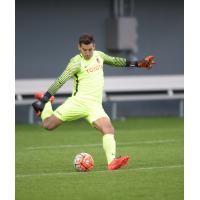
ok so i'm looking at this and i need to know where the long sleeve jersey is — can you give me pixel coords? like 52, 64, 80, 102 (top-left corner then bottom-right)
47, 50, 128, 103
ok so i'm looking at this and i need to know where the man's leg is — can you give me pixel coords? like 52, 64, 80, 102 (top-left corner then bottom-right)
34, 92, 63, 130
42, 115, 63, 131
41, 96, 89, 131
93, 117, 129, 170
93, 117, 116, 164
41, 101, 63, 130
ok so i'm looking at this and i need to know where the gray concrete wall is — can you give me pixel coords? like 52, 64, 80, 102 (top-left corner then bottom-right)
16, 0, 183, 78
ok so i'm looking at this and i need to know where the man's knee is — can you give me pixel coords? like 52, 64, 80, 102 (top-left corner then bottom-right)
42, 116, 62, 131
100, 120, 115, 134
102, 125, 115, 134
42, 121, 55, 131
93, 117, 115, 134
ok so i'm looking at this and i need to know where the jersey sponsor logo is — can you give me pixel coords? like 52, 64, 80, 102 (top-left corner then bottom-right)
86, 64, 103, 74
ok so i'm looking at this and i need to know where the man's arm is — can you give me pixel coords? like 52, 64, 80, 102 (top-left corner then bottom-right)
46, 60, 81, 96
32, 58, 81, 115
98, 51, 155, 70
98, 51, 127, 67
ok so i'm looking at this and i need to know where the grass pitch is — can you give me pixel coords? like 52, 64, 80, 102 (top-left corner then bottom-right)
16, 117, 184, 200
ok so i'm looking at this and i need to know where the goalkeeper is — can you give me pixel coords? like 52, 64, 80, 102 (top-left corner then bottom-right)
32, 34, 155, 170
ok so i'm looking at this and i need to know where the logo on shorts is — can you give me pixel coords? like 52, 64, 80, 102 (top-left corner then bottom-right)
55, 111, 62, 116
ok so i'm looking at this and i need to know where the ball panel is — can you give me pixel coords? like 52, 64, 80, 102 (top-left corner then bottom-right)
73, 152, 94, 172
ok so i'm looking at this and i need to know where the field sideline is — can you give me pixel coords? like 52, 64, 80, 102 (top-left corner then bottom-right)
16, 117, 184, 200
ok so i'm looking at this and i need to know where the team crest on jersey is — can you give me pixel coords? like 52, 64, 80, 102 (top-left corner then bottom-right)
96, 58, 100, 63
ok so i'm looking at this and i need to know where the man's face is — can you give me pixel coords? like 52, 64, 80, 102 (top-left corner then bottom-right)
78, 43, 95, 60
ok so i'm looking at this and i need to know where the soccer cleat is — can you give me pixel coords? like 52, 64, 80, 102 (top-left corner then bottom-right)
34, 92, 55, 103
107, 156, 130, 171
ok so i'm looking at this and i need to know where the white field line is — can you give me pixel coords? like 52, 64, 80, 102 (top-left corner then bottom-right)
26, 139, 182, 150
16, 165, 183, 178
18, 128, 182, 135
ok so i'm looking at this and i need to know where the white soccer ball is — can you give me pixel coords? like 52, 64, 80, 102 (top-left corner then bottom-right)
73, 152, 94, 172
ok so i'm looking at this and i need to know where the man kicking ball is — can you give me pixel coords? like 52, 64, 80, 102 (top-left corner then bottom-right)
32, 34, 155, 170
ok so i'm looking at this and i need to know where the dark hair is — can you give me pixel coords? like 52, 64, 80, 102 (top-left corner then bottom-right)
79, 34, 95, 45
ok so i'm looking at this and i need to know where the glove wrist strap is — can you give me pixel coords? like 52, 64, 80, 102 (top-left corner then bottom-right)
126, 60, 138, 67
41, 92, 52, 103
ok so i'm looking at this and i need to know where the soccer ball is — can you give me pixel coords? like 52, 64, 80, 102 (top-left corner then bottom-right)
73, 152, 94, 172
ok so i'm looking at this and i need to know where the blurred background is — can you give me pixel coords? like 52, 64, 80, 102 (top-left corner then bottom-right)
15, 0, 184, 123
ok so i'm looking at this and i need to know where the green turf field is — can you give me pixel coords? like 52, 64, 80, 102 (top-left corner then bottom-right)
16, 117, 184, 200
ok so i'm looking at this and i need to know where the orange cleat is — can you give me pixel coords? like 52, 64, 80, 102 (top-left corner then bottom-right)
107, 156, 130, 171
34, 92, 55, 103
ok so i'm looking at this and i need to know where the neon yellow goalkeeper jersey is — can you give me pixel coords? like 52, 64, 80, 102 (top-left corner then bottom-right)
47, 51, 127, 103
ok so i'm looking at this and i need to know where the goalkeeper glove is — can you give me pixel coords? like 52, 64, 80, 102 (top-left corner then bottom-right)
32, 92, 52, 116
127, 55, 155, 70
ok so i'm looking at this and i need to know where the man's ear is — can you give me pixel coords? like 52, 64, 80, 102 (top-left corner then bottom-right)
78, 44, 81, 51
93, 43, 96, 49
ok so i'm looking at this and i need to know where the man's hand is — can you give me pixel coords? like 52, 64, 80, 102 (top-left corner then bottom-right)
32, 92, 53, 116
32, 100, 45, 116
136, 56, 155, 70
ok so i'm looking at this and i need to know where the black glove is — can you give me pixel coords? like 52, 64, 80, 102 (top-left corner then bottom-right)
126, 56, 155, 70
32, 100, 46, 113
32, 92, 51, 114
